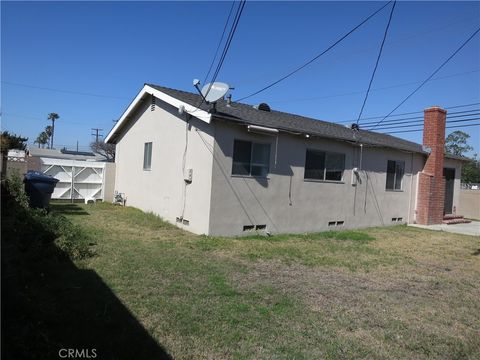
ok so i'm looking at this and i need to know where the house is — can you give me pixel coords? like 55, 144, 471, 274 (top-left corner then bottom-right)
105, 83, 466, 236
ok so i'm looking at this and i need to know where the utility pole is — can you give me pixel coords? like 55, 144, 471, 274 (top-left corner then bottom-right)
91, 128, 104, 142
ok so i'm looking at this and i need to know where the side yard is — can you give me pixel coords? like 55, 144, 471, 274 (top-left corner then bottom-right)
3, 198, 480, 359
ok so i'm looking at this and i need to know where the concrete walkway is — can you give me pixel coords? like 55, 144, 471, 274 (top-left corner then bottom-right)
409, 221, 480, 236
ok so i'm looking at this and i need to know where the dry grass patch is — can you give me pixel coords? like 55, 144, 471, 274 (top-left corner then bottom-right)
52, 202, 480, 360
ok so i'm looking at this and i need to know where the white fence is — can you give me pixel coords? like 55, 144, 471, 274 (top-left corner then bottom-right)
40, 158, 115, 201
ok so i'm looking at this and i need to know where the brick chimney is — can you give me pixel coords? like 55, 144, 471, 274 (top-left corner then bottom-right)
416, 106, 447, 225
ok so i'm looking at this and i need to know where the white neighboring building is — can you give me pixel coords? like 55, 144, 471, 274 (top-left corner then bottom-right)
27, 148, 115, 202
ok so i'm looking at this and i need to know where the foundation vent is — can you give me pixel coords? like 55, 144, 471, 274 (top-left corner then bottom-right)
243, 224, 267, 232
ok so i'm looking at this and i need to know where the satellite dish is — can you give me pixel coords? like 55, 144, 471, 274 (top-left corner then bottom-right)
201, 82, 229, 103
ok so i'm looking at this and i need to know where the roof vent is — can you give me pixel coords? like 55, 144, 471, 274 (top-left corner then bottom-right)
254, 103, 271, 112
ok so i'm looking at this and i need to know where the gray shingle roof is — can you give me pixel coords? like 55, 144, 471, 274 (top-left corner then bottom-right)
146, 84, 467, 161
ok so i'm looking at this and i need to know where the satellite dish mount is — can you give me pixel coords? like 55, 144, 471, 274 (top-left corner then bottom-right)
192, 79, 230, 105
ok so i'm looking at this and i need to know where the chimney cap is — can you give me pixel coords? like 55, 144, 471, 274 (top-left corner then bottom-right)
424, 106, 447, 113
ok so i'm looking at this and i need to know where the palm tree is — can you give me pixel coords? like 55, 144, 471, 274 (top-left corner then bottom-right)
47, 113, 60, 149
34, 132, 49, 148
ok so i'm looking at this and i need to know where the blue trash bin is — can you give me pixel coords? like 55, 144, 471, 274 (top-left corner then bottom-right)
24, 171, 59, 209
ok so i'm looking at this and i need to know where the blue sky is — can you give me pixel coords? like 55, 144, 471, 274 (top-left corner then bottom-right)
2, 1, 479, 154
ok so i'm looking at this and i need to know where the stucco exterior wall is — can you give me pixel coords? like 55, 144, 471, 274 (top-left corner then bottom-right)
114, 98, 215, 234
208, 120, 424, 236
458, 190, 480, 220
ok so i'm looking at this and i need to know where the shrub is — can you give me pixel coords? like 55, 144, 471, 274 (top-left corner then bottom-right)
3, 174, 94, 260
5, 170, 29, 208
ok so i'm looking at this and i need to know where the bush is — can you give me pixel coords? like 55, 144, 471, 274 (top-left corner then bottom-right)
3, 174, 94, 260
5, 170, 29, 208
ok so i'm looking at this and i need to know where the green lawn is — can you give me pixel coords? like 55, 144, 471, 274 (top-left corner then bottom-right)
5, 200, 480, 359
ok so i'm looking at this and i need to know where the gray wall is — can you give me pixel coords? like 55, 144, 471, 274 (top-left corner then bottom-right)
114, 97, 215, 234
208, 120, 425, 236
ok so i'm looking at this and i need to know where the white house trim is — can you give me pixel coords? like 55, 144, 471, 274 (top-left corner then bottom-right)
105, 84, 212, 143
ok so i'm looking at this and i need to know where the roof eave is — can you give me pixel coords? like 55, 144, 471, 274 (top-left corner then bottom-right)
105, 84, 212, 144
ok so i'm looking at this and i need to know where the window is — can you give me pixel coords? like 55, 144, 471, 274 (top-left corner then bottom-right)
304, 149, 345, 181
143, 142, 152, 170
232, 140, 270, 177
386, 160, 404, 190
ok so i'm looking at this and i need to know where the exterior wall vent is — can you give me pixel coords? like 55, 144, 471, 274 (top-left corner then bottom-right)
243, 224, 267, 232
328, 221, 345, 227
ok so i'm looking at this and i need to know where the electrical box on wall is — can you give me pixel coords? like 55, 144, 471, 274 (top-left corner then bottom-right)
184, 168, 193, 183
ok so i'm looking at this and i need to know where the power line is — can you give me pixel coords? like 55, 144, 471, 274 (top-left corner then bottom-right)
369, 116, 480, 131
194, 0, 246, 112
360, 109, 480, 128
385, 122, 480, 134
206, 0, 246, 96
369, 26, 480, 130
236, 1, 393, 102
202, 1, 237, 85
1, 81, 128, 100
269, 69, 479, 106
2, 112, 113, 126
231, 13, 478, 91
336, 103, 480, 124
356, 0, 396, 125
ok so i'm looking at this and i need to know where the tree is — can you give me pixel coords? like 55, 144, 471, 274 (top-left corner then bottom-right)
1, 131, 28, 179
34, 132, 49, 148
445, 131, 473, 156
462, 154, 480, 185
1, 131, 28, 155
90, 140, 115, 162
47, 112, 60, 149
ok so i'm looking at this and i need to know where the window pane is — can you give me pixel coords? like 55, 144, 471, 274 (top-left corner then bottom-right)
252, 143, 270, 164
251, 165, 269, 177
325, 170, 343, 181
233, 140, 251, 163
395, 161, 405, 190
325, 152, 345, 181
305, 150, 325, 179
232, 162, 250, 175
144, 142, 152, 170
386, 160, 395, 189
232, 140, 252, 175
251, 143, 270, 177
325, 152, 345, 171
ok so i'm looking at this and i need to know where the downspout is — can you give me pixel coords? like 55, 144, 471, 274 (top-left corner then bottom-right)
353, 143, 363, 216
